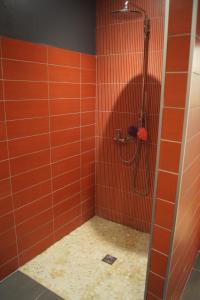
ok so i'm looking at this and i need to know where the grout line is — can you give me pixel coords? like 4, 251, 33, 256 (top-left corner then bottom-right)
1, 57, 96, 71
165, 71, 188, 74
156, 197, 176, 205
151, 248, 168, 257
96, 81, 164, 85
149, 270, 165, 280
6, 112, 84, 122
2, 96, 95, 101
160, 138, 182, 144
80, 53, 83, 220
46, 45, 55, 242
153, 223, 171, 233
168, 33, 191, 38
158, 169, 178, 176
94, 55, 97, 215
163, 106, 185, 110
2, 79, 96, 84
97, 49, 164, 57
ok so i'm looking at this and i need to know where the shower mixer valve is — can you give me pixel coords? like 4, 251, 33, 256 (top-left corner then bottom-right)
113, 126, 148, 143
113, 129, 131, 144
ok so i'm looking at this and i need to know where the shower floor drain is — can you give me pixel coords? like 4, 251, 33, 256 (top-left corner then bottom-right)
102, 254, 117, 265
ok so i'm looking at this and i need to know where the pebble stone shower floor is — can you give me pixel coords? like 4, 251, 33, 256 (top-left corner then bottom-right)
20, 216, 150, 300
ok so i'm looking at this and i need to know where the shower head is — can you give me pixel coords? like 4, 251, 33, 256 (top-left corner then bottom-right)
112, 0, 146, 16
111, 0, 150, 35
112, 8, 142, 15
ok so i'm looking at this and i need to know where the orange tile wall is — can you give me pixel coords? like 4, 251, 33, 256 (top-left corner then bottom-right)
146, 1, 200, 299
96, 0, 165, 232
166, 1, 200, 299
0, 36, 96, 280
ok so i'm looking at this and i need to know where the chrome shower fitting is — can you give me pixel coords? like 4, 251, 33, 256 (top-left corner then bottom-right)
113, 129, 131, 144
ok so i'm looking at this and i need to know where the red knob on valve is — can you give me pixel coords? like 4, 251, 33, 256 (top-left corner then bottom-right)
137, 127, 148, 141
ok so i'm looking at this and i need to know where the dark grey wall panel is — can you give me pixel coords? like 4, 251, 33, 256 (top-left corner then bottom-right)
0, 0, 96, 54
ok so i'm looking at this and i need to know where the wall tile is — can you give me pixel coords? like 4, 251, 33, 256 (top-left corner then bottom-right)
168, 0, 193, 35
17, 222, 53, 253
3, 60, 48, 81
50, 99, 80, 115
81, 84, 96, 98
0, 213, 15, 235
157, 171, 178, 203
48, 46, 80, 67
161, 108, 184, 141
0, 196, 13, 216
150, 250, 168, 277
81, 54, 96, 70
51, 128, 80, 147
52, 168, 80, 191
0, 179, 11, 199
8, 134, 50, 158
53, 194, 80, 218
5, 100, 49, 120
154, 199, 174, 230
11, 166, 51, 193
4, 81, 48, 100
48, 65, 80, 83
166, 36, 190, 72
164, 73, 188, 108
49, 83, 80, 99
152, 225, 171, 255
50, 114, 80, 131
51, 141, 80, 162
148, 271, 165, 299
2, 37, 47, 62
19, 235, 54, 266
16, 209, 53, 239
14, 195, 52, 225
13, 180, 52, 209
159, 141, 181, 173
7, 118, 49, 139
82, 69, 96, 83
0, 257, 18, 281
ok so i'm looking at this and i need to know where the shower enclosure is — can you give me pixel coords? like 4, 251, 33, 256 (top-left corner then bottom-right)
2, 0, 198, 299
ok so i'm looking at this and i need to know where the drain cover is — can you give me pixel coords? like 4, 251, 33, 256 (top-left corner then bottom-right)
102, 254, 117, 265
